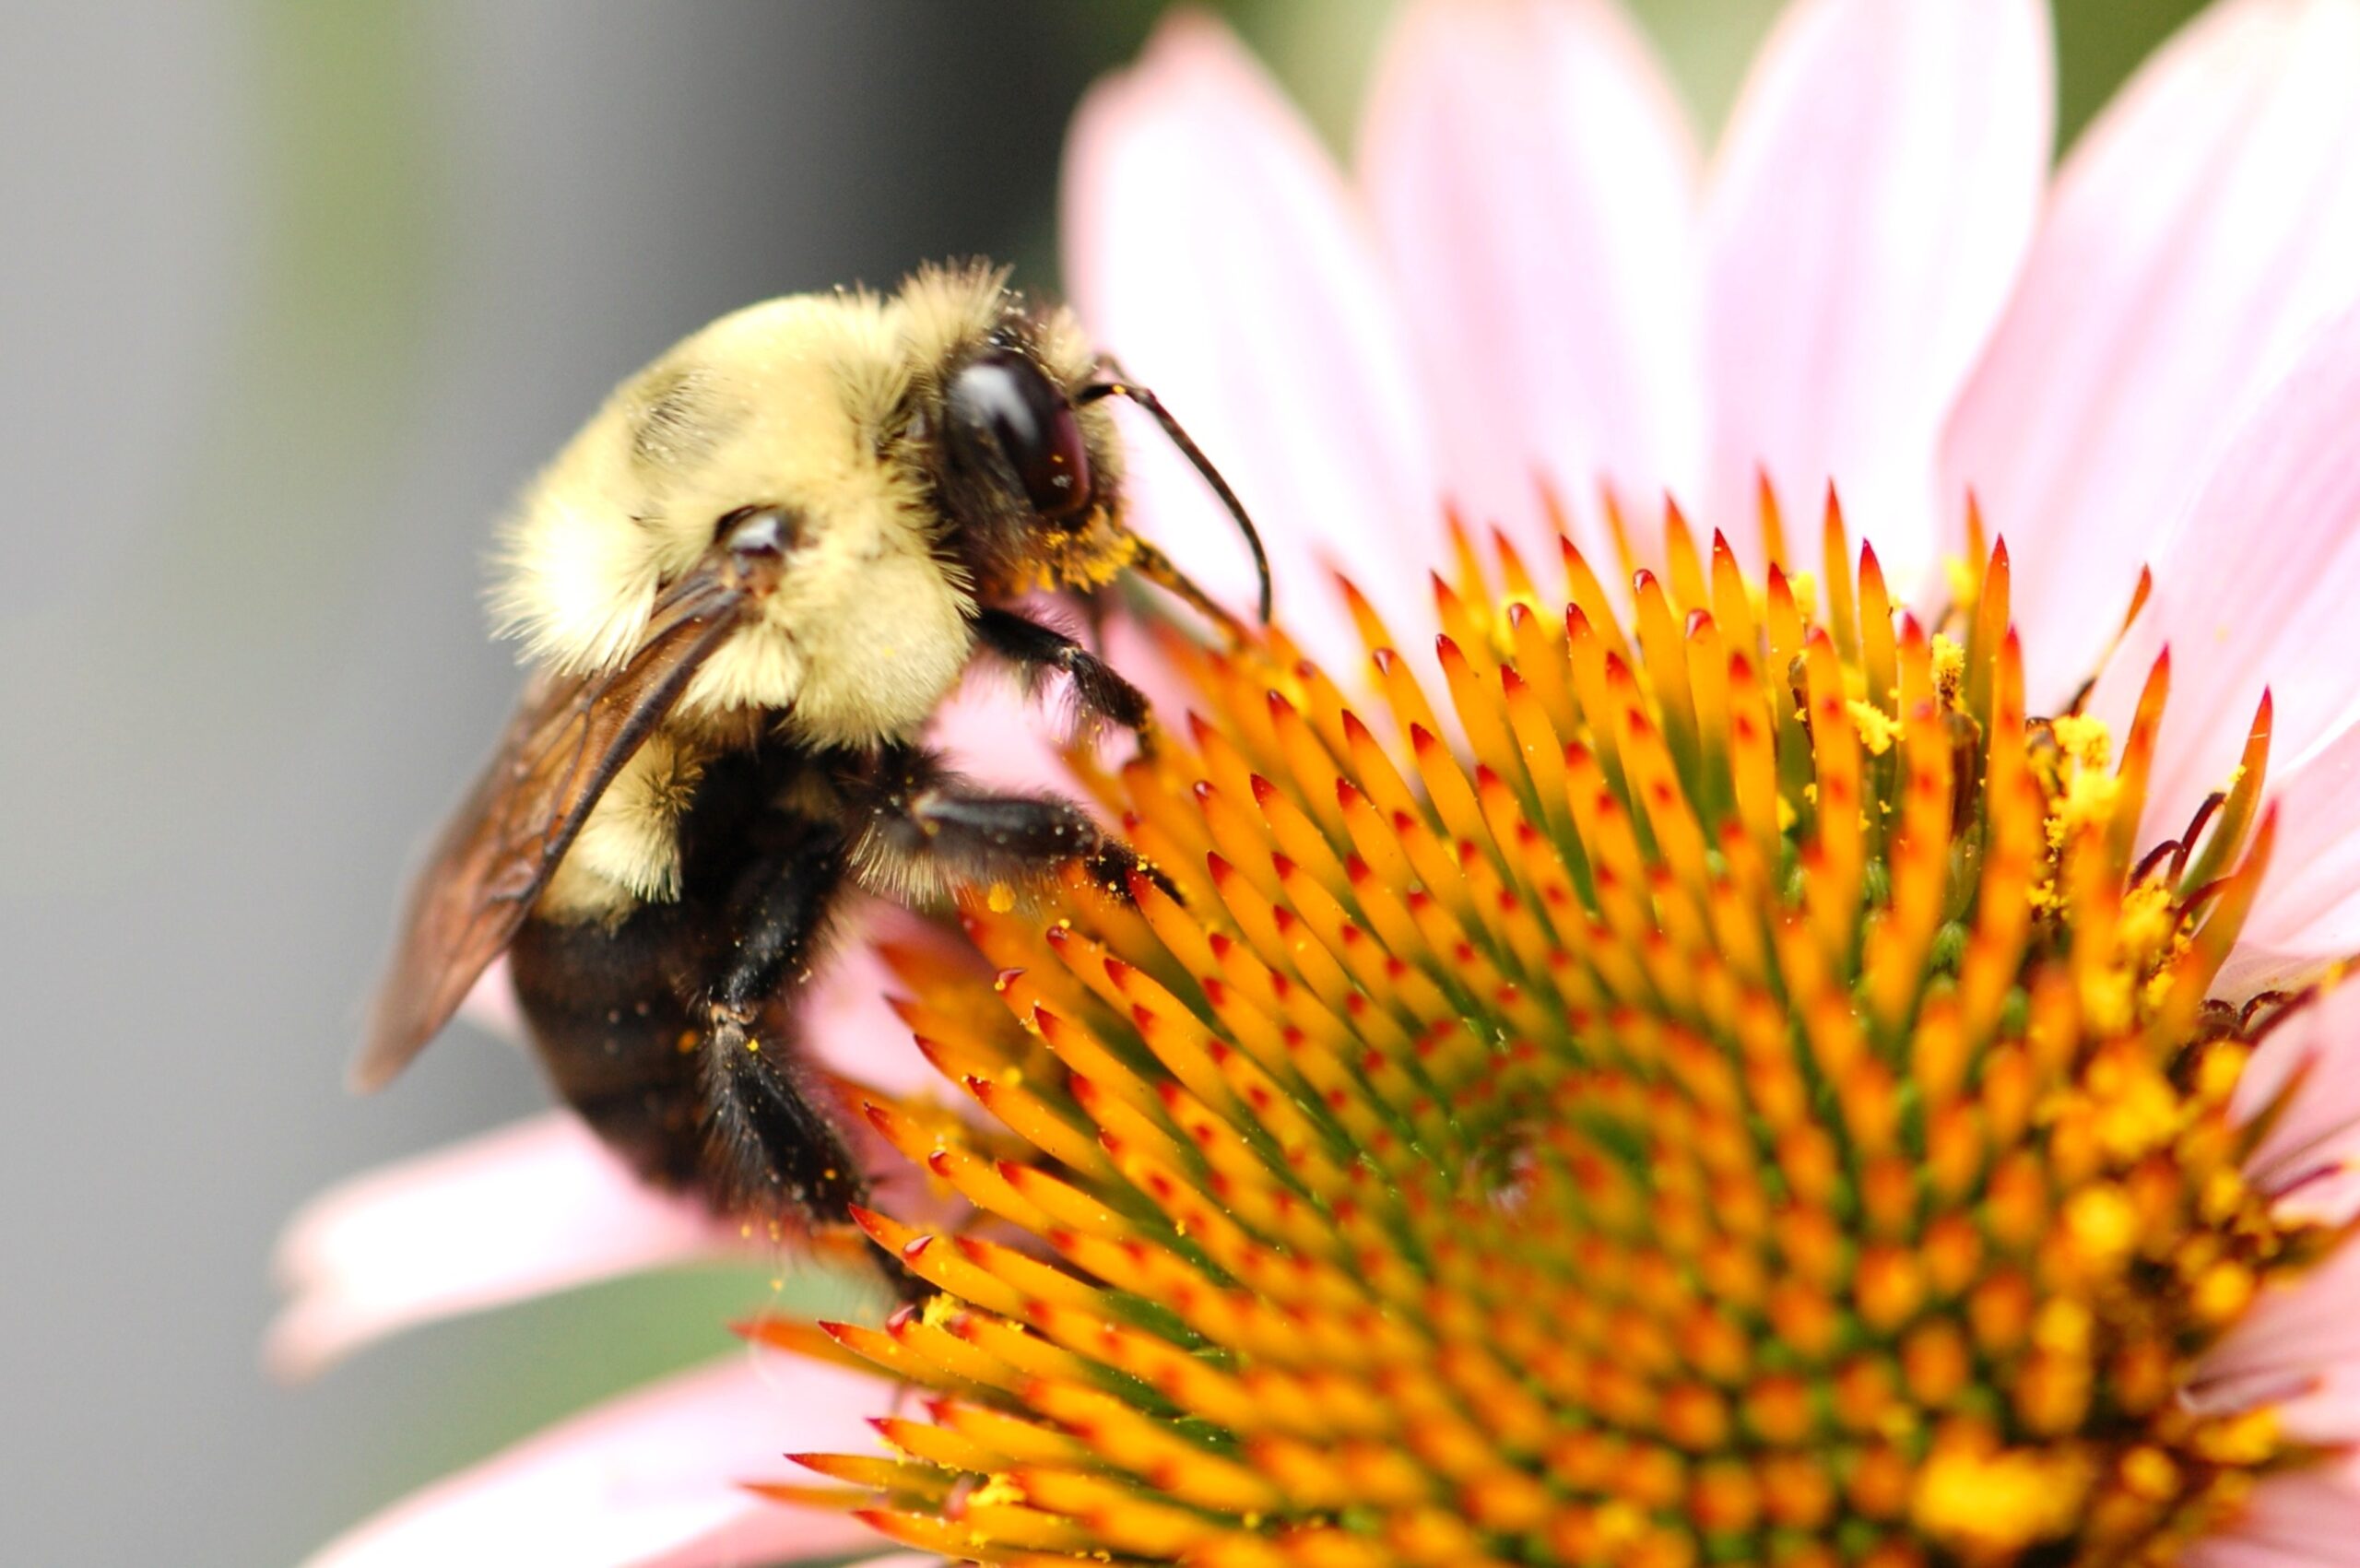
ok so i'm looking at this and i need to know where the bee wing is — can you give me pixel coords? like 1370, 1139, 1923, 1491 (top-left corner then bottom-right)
353, 580, 751, 1091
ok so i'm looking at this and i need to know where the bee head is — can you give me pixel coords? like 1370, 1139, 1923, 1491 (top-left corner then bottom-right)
909, 270, 1268, 631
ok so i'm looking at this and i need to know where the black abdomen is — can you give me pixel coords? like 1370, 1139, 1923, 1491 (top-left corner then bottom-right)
509, 744, 866, 1219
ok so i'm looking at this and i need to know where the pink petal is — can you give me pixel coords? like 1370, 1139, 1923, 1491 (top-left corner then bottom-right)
1357, 0, 1704, 564
458, 954, 525, 1041
2226, 720, 2360, 993
301, 1352, 889, 1568
269, 1114, 738, 1378
2190, 1232, 2360, 1439
798, 914, 943, 1101
2183, 1455, 2360, 1568
2088, 298, 2360, 857
2235, 979, 2360, 1224
1941, 0, 2360, 712
1704, 0, 2050, 586
1062, 11, 1442, 671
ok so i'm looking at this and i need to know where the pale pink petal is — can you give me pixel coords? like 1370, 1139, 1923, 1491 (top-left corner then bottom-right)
2190, 1234, 2360, 1437
2088, 298, 2360, 855
2277, 1363, 2360, 1449
1063, 11, 1442, 671
2224, 722, 2360, 993
1705, 0, 2049, 587
301, 1352, 889, 1568
2181, 1537, 2324, 1568
1358, 0, 1704, 564
2234, 980, 2360, 1224
2183, 1456, 2360, 1568
2182, 968, 2360, 1442
269, 1114, 738, 1378
799, 912, 938, 1100
1942, 0, 2360, 711
459, 954, 524, 1041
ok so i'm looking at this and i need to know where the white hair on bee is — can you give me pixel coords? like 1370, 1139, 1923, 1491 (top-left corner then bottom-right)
538, 735, 703, 922
895, 261, 1012, 374
487, 289, 983, 745
490, 489, 665, 677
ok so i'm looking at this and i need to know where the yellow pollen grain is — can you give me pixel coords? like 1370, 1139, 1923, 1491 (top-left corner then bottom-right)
1929, 632, 1965, 701
968, 1474, 1025, 1509
2092, 1067, 2181, 1161
2118, 881, 2176, 963
2083, 968, 2136, 1035
2197, 1411, 2281, 1466
2032, 1298, 2094, 1358
1847, 699, 1900, 757
1913, 1448, 2090, 1550
2063, 1184, 2138, 1273
2191, 1260, 2257, 1325
2196, 1043, 2248, 1103
2121, 1446, 2178, 1501
2051, 713, 2112, 770
2050, 769, 2123, 849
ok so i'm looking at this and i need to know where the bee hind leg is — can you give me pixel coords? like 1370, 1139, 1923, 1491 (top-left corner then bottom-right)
690, 819, 870, 1220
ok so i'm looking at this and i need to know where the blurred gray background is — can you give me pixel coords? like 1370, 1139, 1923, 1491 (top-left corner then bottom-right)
0, 2, 2201, 1563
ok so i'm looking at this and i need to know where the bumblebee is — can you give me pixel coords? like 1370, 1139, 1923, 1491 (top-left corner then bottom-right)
358, 264, 1267, 1225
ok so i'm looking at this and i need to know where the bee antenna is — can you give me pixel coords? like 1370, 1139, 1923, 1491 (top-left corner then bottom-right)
1079, 370, 1272, 624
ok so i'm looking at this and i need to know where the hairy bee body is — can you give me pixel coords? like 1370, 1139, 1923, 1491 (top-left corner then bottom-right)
361, 264, 1265, 1234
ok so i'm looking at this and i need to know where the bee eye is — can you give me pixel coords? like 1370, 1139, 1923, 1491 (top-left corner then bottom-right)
716, 504, 798, 559
947, 350, 1092, 523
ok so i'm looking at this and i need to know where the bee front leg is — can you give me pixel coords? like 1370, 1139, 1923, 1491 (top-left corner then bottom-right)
972, 606, 1159, 753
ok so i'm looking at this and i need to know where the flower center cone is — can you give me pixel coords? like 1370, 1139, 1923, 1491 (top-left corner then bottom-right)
754, 488, 2334, 1568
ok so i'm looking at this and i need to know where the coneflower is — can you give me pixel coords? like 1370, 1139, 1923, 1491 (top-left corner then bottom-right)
758, 497, 2335, 1566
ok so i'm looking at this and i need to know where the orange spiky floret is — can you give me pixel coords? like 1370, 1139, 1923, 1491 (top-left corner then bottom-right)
766, 497, 2338, 1567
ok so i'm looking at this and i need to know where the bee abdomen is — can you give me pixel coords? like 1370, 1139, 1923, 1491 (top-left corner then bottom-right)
509, 911, 711, 1192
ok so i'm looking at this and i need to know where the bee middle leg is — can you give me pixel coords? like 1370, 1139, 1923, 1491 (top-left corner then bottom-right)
843, 741, 1167, 901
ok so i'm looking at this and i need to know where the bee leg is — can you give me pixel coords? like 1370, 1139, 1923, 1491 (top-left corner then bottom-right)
849, 742, 1175, 902
972, 606, 1159, 753
690, 821, 870, 1220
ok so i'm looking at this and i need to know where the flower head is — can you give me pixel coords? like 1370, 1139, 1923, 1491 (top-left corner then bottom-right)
285, 3, 2360, 1565
765, 500, 2345, 1567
